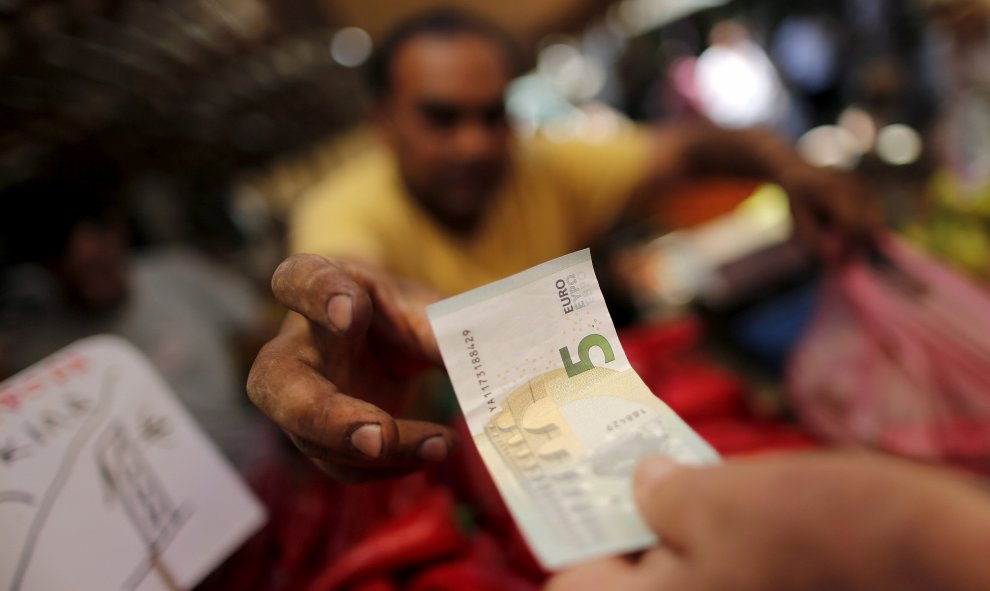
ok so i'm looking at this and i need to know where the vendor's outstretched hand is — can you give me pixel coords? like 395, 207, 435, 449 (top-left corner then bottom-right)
247, 254, 455, 481
779, 164, 881, 264
547, 453, 990, 591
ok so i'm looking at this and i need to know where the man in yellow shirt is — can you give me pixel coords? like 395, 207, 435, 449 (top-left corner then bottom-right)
291, 127, 658, 296
290, 12, 662, 296
289, 10, 864, 296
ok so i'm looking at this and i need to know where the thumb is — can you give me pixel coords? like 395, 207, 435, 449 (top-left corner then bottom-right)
634, 455, 683, 504
633, 455, 694, 546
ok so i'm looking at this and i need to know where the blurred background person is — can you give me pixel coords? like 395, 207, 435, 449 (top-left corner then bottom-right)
0, 150, 274, 472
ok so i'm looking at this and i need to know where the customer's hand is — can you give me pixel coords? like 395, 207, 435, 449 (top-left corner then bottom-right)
547, 453, 990, 591
247, 254, 456, 481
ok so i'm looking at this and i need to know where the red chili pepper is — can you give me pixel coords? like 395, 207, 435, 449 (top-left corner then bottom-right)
448, 417, 512, 531
407, 560, 540, 591
203, 525, 272, 591
462, 531, 505, 567
620, 318, 703, 391
274, 476, 336, 578
502, 522, 550, 583
320, 479, 401, 566
349, 576, 399, 591
308, 488, 464, 591
619, 318, 702, 358
658, 363, 748, 422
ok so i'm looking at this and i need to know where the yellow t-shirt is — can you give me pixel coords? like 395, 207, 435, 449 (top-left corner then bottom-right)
291, 130, 654, 295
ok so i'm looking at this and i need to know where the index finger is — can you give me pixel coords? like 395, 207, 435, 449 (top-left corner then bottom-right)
272, 254, 442, 364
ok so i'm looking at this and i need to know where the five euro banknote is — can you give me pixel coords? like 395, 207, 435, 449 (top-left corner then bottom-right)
427, 249, 720, 569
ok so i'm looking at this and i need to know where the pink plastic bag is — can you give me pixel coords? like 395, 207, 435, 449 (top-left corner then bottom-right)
788, 233, 990, 471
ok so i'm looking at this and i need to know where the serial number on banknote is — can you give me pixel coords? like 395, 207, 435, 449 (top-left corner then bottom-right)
461, 330, 496, 413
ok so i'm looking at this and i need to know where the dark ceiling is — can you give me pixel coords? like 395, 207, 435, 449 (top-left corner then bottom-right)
0, 0, 608, 186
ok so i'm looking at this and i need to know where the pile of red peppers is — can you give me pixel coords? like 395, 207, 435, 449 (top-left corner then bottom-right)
199, 418, 548, 591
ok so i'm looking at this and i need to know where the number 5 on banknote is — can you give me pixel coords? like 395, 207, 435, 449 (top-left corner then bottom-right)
428, 250, 720, 569
560, 334, 615, 377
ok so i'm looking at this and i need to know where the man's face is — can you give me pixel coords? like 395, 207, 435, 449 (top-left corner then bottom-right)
378, 33, 512, 233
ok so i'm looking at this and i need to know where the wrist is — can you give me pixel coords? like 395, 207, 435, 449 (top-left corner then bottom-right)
753, 132, 807, 184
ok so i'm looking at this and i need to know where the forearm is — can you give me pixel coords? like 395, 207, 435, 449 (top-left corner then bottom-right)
623, 123, 807, 222
659, 123, 805, 183
641, 122, 878, 259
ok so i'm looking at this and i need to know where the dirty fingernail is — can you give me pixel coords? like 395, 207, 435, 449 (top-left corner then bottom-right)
418, 436, 448, 462
327, 295, 353, 333
350, 424, 382, 459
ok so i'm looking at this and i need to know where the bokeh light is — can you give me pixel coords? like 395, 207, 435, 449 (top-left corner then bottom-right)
330, 27, 372, 68
876, 124, 923, 166
837, 107, 877, 154
797, 125, 860, 169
